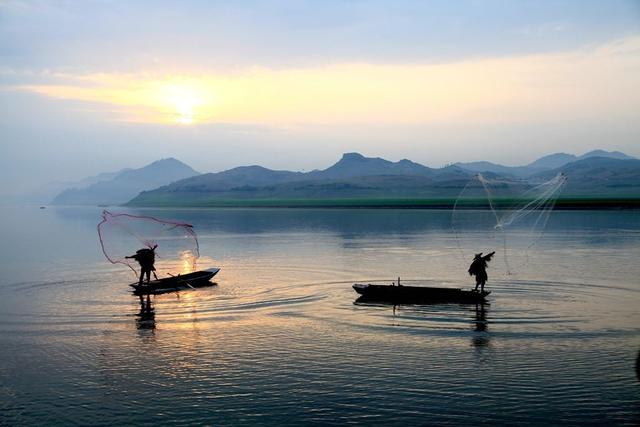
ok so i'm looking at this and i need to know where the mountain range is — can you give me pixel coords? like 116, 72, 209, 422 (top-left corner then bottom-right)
119, 150, 639, 207
49, 150, 639, 207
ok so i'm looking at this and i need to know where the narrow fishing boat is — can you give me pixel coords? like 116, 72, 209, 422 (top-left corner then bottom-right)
353, 281, 490, 304
130, 267, 220, 295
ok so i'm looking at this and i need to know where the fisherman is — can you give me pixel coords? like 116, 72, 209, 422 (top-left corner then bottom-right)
126, 245, 158, 286
468, 251, 495, 292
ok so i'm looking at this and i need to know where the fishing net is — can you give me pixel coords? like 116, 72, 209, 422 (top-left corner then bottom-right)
451, 173, 566, 276
97, 210, 200, 277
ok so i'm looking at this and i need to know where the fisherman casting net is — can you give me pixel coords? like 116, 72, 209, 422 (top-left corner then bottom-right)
97, 210, 200, 276
451, 173, 566, 276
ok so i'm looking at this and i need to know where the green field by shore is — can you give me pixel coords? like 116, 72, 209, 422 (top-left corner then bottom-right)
125, 197, 640, 209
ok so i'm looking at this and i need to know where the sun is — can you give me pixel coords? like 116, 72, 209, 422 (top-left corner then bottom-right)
155, 80, 207, 125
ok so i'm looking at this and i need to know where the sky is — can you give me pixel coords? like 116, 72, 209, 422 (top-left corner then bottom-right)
1, 0, 639, 199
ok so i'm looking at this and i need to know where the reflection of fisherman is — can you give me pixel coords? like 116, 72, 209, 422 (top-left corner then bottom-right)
126, 245, 158, 285
468, 251, 495, 292
137, 294, 155, 328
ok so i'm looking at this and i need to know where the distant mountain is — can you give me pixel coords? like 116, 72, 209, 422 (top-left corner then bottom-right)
578, 150, 635, 161
533, 156, 640, 196
308, 152, 433, 179
455, 149, 636, 177
527, 153, 577, 169
51, 158, 200, 205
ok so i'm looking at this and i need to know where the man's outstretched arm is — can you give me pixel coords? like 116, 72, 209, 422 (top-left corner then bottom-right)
483, 252, 496, 261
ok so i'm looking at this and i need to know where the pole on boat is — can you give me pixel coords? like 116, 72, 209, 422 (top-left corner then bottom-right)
168, 272, 196, 289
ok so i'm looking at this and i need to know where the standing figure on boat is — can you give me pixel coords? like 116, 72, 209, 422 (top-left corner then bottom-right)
468, 251, 495, 292
126, 245, 158, 285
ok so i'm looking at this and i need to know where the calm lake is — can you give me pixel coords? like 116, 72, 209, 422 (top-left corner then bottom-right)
1, 206, 639, 426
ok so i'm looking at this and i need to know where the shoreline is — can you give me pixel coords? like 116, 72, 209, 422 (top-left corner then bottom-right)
122, 198, 640, 210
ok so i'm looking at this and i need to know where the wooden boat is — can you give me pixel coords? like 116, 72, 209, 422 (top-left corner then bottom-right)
353, 283, 490, 304
130, 268, 220, 295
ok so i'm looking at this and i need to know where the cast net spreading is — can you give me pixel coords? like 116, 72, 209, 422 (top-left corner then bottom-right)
451, 173, 567, 276
97, 210, 200, 277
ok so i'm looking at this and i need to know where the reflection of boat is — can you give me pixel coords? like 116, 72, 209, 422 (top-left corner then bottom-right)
130, 268, 220, 295
353, 283, 490, 304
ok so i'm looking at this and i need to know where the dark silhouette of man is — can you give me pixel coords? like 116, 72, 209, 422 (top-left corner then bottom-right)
126, 245, 158, 285
468, 251, 495, 292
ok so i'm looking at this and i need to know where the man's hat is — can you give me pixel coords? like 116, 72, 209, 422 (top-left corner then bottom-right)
474, 252, 483, 259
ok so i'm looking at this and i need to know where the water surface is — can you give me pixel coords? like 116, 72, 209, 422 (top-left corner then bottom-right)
1, 207, 639, 425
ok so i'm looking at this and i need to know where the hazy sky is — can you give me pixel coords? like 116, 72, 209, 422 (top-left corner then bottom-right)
1, 0, 639, 197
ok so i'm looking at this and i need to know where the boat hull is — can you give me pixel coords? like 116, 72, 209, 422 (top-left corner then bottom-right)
353, 283, 489, 304
130, 268, 220, 295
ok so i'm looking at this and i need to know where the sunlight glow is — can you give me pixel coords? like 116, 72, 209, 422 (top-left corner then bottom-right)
154, 80, 206, 124
179, 250, 198, 274
17, 36, 640, 127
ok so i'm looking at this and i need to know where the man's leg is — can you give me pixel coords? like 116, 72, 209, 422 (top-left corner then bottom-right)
138, 270, 144, 286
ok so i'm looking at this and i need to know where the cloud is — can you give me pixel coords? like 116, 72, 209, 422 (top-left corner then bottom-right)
7, 36, 640, 128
